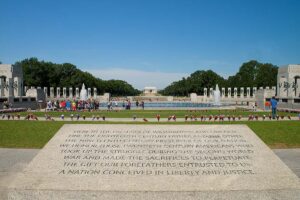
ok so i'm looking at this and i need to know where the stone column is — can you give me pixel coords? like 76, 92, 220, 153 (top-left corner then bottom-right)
246, 87, 250, 98
69, 88, 73, 98
44, 87, 48, 98
204, 88, 207, 97
93, 88, 97, 98
259, 86, 263, 90
240, 87, 244, 98
234, 87, 237, 98
0, 78, 4, 97
31, 86, 35, 89
56, 87, 61, 98
37, 86, 41, 89
88, 88, 91, 98
266, 86, 270, 90
190, 93, 197, 102
50, 87, 54, 98
221, 88, 225, 98
8, 78, 14, 97
287, 78, 294, 97
252, 87, 257, 98
63, 87, 67, 98
75, 88, 79, 98
14, 77, 23, 97
272, 86, 276, 96
228, 88, 231, 98
278, 77, 286, 97
209, 88, 213, 97
24, 86, 28, 95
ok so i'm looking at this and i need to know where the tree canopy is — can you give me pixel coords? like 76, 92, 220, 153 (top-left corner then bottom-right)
161, 70, 226, 96
161, 60, 278, 96
13, 58, 278, 97
15, 58, 140, 96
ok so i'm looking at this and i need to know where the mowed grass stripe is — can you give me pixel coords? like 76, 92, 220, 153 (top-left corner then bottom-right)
0, 121, 299, 149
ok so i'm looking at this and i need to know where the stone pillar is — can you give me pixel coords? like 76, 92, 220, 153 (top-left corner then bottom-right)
278, 77, 286, 97
75, 88, 79, 98
63, 87, 67, 98
204, 88, 207, 97
190, 93, 198, 102
240, 87, 244, 98
24, 86, 28, 94
246, 87, 250, 98
31, 86, 35, 89
14, 77, 23, 97
69, 88, 73, 98
209, 88, 213, 97
221, 88, 225, 98
93, 88, 97, 98
0, 78, 5, 97
8, 78, 14, 97
37, 86, 41, 89
287, 78, 294, 97
234, 87, 237, 98
259, 86, 263, 90
272, 86, 276, 96
253, 87, 257, 97
44, 87, 48, 98
266, 86, 270, 90
88, 88, 91, 98
228, 88, 231, 97
56, 87, 61, 98
50, 87, 54, 98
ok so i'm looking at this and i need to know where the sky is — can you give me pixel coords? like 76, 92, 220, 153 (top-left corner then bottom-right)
1, 0, 300, 89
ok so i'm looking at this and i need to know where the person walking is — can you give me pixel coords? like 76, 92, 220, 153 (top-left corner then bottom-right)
270, 96, 278, 119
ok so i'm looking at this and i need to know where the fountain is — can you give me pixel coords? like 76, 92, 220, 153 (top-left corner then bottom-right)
80, 83, 88, 101
213, 84, 221, 106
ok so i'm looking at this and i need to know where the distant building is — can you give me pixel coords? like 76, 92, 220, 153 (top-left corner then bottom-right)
143, 86, 157, 96
0, 64, 23, 97
277, 64, 300, 98
0, 64, 43, 109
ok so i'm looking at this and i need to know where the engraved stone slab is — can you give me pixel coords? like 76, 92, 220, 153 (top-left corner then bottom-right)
8, 125, 300, 199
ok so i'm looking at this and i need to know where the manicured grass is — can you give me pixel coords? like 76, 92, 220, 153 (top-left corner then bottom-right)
16, 109, 297, 119
0, 120, 299, 149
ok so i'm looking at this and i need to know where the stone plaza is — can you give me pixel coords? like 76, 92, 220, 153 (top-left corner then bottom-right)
7, 125, 300, 199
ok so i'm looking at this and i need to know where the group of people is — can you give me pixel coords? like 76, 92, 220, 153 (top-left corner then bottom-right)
107, 100, 145, 110
47, 99, 100, 111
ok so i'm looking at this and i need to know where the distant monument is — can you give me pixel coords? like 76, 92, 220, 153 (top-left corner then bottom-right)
213, 84, 221, 106
143, 86, 158, 96
80, 83, 87, 101
0, 64, 42, 109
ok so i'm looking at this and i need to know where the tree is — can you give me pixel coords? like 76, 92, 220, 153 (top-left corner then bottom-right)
161, 60, 278, 96
15, 58, 140, 96
161, 70, 226, 96
255, 63, 277, 87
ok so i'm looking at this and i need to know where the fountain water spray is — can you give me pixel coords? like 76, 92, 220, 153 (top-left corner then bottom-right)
213, 84, 221, 106
80, 83, 88, 101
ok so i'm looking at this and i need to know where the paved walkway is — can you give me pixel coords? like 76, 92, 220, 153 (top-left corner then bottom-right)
0, 148, 299, 198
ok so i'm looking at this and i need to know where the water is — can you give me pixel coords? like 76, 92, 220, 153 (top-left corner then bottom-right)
98, 102, 222, 108
213, 84, 221, 106
80, 83, 88, 101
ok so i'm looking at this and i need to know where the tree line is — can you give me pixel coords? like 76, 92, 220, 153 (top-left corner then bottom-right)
160, 60, 278, 96
14, 58, 140, 96
10, 58, 278, 97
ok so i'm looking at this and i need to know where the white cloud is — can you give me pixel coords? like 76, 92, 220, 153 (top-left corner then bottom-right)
88, 68, 188, 90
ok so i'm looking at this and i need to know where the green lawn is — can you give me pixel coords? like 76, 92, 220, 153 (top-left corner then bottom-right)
17, 109, 297, 119
0, 120, 299, 149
